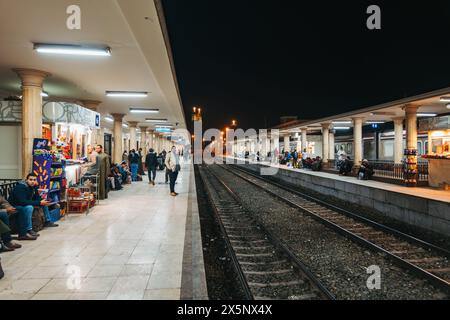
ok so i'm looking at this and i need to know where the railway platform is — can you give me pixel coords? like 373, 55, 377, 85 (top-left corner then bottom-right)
232, 159, 450, 236
0, 163, 207, 300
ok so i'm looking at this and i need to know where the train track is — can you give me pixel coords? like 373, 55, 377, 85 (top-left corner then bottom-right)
219, 163, 450, 294
198, 165, 335, 300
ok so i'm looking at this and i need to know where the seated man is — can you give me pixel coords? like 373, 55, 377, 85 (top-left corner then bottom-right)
0, 194, 22, 251
358, 159, 374, 180
311, 156, 323, 171
339, 156, 353, 176
8, 173, 58, 240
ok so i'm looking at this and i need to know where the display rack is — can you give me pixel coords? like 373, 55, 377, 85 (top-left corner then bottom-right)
404, 148, 418, 186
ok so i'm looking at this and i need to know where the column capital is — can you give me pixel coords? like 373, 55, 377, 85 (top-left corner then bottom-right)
321, 122, 332, 130
351, 117, 364, 123
392, 116, 404, 124
13, 68, 51, 88
81, 100, 102, 111
403, 104, 419, 114
139, 126, 148, 132
128, 121, 139, 128
111, 113, 126, 121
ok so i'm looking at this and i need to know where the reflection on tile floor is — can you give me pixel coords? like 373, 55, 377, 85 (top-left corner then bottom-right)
0, 165, 191, 300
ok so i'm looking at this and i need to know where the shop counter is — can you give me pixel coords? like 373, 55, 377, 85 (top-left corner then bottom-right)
427, 158, 450, 188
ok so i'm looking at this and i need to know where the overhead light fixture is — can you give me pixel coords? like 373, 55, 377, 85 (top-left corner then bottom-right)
106, 91, 148, 98
129, 108, 159, 114
333, 121, 352, 124
41, 91, 49, 97
417, 113, 437, 117
155, 125, 173, 128
105, 116, 114, 122
146, 118, 168, 123
34, 43, 111, 56
334, 127, 350, 130
439, 97, 450, 102
366, 121, 385, 124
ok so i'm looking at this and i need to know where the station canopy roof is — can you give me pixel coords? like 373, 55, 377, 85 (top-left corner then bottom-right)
0, 0, 185, 131
277, 87, 450, 135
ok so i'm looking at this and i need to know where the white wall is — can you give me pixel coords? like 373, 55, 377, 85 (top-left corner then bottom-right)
0, 125, 22, 179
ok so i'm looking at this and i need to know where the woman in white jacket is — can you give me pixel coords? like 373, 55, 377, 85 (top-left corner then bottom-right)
165, 146, 180, 196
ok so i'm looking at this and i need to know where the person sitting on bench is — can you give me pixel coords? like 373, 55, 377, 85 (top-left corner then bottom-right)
8, 173, 58, 240
0, 195, 22, 251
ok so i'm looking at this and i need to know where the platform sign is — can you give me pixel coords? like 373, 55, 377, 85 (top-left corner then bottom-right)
95, 113, 100, 128
155, 128, 171, 133
33, 138, 50, 152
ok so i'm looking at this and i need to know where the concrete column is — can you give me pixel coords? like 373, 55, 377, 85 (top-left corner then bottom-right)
329, 130, 335, 160
112, 113, 125, 164
283, 135, 290, 152
321, 123, 331, 163
405, 105, 418, 151
13, 68, 51, 177
81, 100, 102, 146
129, 122, 138, 151
404, 104, 419, 186
97, 126, 104, 147
301, 128, 308, 153
140, 126, 147, 155
352, 117, 364, 165
393, 117, 404, 164
148, 131, 154, 151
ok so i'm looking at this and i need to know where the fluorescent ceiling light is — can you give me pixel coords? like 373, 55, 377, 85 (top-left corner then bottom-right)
366, 121, 385, 124
106, 91, 148, 98
34, 43, 110, 56
333, 121, 352, 124
439, 96, 450, 102
105, 116, 114, 122
146, 118, 168, 123
417, 113, 437, 117
129, 108, 159, 114
334, 127, 350, 130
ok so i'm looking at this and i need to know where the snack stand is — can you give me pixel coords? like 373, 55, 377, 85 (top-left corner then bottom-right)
420, 115, 450, 189
42, 102, 101, 213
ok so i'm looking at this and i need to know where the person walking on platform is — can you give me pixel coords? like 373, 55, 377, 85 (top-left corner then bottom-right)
145, 148, 158, 185
165, 146, 180, 196
95, 145, 110, 200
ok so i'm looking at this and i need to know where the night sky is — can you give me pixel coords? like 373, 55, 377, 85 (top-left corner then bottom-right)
162, 1, 450, 131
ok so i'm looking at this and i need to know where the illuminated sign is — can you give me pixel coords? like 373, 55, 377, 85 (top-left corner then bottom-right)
155, 128, 171, 133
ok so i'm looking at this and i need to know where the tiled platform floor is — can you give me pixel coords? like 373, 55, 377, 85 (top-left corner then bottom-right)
0, 163, 202, 300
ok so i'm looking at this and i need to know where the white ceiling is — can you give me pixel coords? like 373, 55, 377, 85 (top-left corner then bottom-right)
0, 0, 186, 130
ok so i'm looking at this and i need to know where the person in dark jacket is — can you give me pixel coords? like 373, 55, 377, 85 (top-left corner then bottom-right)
358, 159, 374, 180
8, 173, 58, 240
138, 148, 145, 176
145, 148, 158, 185
0, 195, 22, 251
128, 149, 140, 181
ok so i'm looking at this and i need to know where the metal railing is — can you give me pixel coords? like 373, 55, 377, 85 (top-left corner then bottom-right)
321, 159, 429, 183
0, 179, 20, 199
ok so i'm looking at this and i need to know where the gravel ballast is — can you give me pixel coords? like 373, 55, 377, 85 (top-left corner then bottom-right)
208, 164, 449, 300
